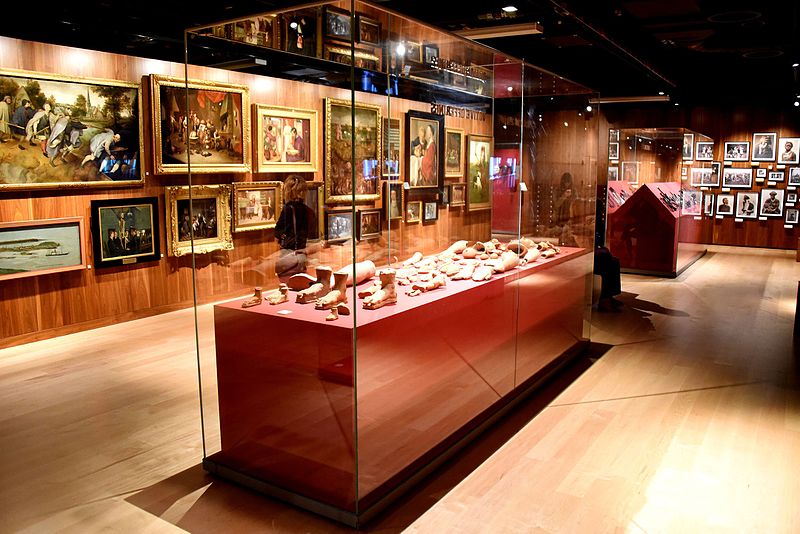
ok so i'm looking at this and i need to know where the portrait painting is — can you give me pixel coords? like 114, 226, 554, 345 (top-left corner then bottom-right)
768, 171, 784, 182
759, 188, 784, 217
406, 200, 422, 223
151, 75, 250, 174
690, 167, 715, 187
383, 181, 404, 221
324, 98, 382, 204
357, 208, 381, 240
786, 208, 799, 224
721, 168, 753, 188
735, 192, 758, 219
0, 217, 86, 281
423, 201, 438, 222
704, 194, 715, 216
233, 181, 283, 232
254, 104, 317, 173
716, 194, 734, 215
724, 141, 750, 162
383, 118, 400, 178
779, 137, 800, 164
305, 181, 324, 241
695, 142, 714, 161
445, 128, 465, 177
165, 184, 233, 256
0, 69, 143, 190
324, 6, 352, 41
467, 134, 492, 211
325, 209, 354, 243
357, 14, 381, 46
406, 110, 444, 190
608, 166, 619, 181
621, 161, 639, 184
788, 167, 800, 186
90, 197, 160, 268
683, 133, 694, 160
751, 132, 777, 162
449, 183, 466, 207
608, 142, 619, 160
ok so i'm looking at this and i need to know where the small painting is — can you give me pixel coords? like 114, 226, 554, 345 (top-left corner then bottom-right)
683, 133, 694, 160
704, 194, 715, 216
405, 41, 422, 63
467, 134, 492, 211
165, 184, 233, 256
423, 201, 438, 222
608, 142, 619, 160
756, 168, 767, 178
0, 217, 87, 281
445, 128, 465, 177
716, 194, 734, 215
787, 192, 798, 204
90, 197, 160, 268
233, 181, 283, 232
621, 161, 639, 184
789, 167, 800, 186
383, 118, 401, 178
786, 208, 799, 224
254, 104, 317, 173
324, 6, 353, 41
608, 166, 619, 181
406, 200, 422, 223
326, 209, 354, 243
357, 14, 381, 46
406, 110, 444, 190
423, 44, 439, 65
681, 190, 702, 215
690, 167, 717, 187
383, 181, 404, 221
357, 208, 381, 240
449, 183, 466, 207
768, 171, 784, 182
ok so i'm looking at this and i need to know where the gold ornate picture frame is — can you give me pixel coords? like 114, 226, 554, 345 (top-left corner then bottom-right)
466, 134, 493, 211
151, 75, 251, 174
253, 104, 318, 173
232, 181, 283, 232
445, 128, 465, 178
165, 184, 233, 256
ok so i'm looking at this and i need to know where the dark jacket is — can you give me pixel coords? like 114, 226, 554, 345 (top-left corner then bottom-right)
274, 200, 311, 250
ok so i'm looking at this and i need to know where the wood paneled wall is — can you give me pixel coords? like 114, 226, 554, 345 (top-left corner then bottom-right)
0, 37, 490, 347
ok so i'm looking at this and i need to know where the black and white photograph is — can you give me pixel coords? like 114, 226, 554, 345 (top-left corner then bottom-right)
751, 132, 777, 161
683, 133, 694, 160
711, 162, 722, 184
724, 141, 750, 162
759, 188, 784, 217
721, 168, 753, 188
609, 129, 619, 142
768, 171, 784, 182
735, 192, 758, 219
690, 167, 716, 187
622, 161, 639, 183
609, 142, 619, 160
786, 208, 799, 224
681, 166, 688, 177
704, 193, 715, 216
779, 137, 800, 164
325, 210, 354, 243
681, 190, 702, 215
756, 168, 767, 178
786, 192, 797, 204
789, 167, 800, 186
608, 166, 619, 181
716, 194, 734, 215
423, 201, 438, 222
695, 142, 714, 161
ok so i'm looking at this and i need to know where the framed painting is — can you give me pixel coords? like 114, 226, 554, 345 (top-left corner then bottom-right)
165, 184, 233, 256
406, 110, 445, 191
324, 6, 353, 41
423, 44, 439, 65
150, 75, 250, 174
357, 208, 381, 240
383, 118, 401, 178
608, 142, 619, 160
704, 194, 715, 216
779, 137, 800, 164
682, 133, 694, 160
0, 217, 87, 281
759, 188, 784, 217
212, 15, 277, 48
90, 197, 160, 268
282, 9, 317, 57
681, 190, 702, 215
752, 132, 777, 161
608, 166, 619, 181
405, 41, 422, 63
0, 68, 143, 191
383, 181, 405, 221
253, 104, 318, 173
609, 129, 619, 142
786, 208, 799, 224
769, 171, 784, 182
695, 142, 714, 161
716, 194, 734, 215
357, 14, 381, 46
681, 166, 688, 177
735, 192, 758, 219
789, 167, 800, 186
323, 44, 382, 71
467, 134, 493, 211
621, 161, 639, 184
305, 181, 324, 241
324, 98, 382, 204
423, 201, 438, 222
449, 182, 466, 207
406, 200, 422, 223
325, 209, 354, 243
756, 168, 768, 178
445, 128, 465, 178
724, 141, 749, 162
232, 181, 283, 232
721, 168, 753, 188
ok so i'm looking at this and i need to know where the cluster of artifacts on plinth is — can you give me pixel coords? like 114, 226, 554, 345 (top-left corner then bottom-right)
241, 238, 560, 320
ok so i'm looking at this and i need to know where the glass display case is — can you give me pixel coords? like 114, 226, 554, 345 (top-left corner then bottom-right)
606, 127, 708, 276
180, 1, 598, 526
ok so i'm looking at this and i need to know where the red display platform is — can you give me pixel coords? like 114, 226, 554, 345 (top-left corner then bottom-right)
206, 247, 591, 523
606, 180, 634, 214
607, 182, 705, 277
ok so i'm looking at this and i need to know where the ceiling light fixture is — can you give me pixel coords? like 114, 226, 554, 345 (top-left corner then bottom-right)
396, 43, 406, 56
455, 22, 543, 40
585, 105, 593, 112
794, 101, 800, 107
502, 5, 518, 13
792, 62, 799, 67
658, 91, 665, 95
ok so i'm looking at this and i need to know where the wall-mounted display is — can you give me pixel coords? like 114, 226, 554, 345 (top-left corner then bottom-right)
356, 14, 381, 46
735, 192, 757, 219
704, 194, 715, 216
449, 183, 466, 207
282, 9, 317, 57
324, 98, 382, 204
357, 208, 381, 240
90, 197, 160, 268
682, 133, 694, 160
756, 168, 767, 178
383, 181, 404, 220
151, 75, 250, 174
786, 209, 799, 224
681, 167, 688, 177
621, 161, 639, 184
751, 132, 777, 161
467, 134, 492, 211
305, 182, 324, 241
779, 137, 800, 164
690, 167, 716, 187
325, 209, 353, 243
405, 41, 422, 63
768, 171, 784, 182
406, 110, 444, 190
609, 129, 619, 142
759, 188, 784, 217
324, 6, 353, 41
608, 166, 619, 181
323, 44, 382, 71
711, 162, 722, 183
383, 118, 400, 178
788, 192, 798, 203
165, 184, 233, 256
253, 104, 318, 173
716, 194, 734, 215
423, 201, 438, 222
0, 69, 143, 190
406, 200, 422, 223
445, 128, 465, 177
0, 217, 87, 281
681, 190, 702, 215
724, 141, 750, 162
608, 142, 619, 160
423, 44, 439, 66
721, 168, 752, 188
212, 15, 277, 48
233, 181, 283, 232
695, 142, 714, 161
789, 167, 800, 185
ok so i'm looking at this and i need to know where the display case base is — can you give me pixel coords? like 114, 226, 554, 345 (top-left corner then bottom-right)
621, 248, 706, 278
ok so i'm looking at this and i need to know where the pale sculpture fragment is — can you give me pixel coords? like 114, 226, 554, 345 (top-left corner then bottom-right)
297, 266, 332, 304
363, 269, 397, 309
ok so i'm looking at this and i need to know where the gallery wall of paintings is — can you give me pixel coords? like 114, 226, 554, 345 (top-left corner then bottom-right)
0, 36, 491, 347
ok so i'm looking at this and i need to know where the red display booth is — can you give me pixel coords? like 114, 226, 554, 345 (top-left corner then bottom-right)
607, 182, 706, 277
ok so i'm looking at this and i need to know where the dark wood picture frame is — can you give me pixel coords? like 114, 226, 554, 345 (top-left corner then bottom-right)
324, 6, 353, 42
383, 181, 405, 221
357, 14, 381, 46
90, 197, 160, 268
357, 208, 381, 240
405, 110, 444, 196
325, 209, 354, 243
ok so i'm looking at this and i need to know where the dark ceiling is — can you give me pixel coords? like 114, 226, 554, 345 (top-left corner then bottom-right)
3, 0, 799, 106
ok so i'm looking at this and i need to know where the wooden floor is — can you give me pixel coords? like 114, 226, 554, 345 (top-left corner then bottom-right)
1, 245, 799, 533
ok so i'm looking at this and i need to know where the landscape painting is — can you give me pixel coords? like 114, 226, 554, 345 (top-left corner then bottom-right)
0, 217, 86, 281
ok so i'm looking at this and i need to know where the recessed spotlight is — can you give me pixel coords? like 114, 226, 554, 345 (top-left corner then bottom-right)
396, 43, 406, 56
793, 62, 799, 68
507, 86, 513, 92
502, 5, 518, 13
563, 121, 569, 127
658, 91, 665, 95
794, 101, 800, 107
290, 21, 298, 29
585, 105, 593, 112
674, 102, 680, 106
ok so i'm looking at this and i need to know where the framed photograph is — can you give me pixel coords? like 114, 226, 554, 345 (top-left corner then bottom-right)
756, 168, 768, 178
682, 133, 694, 160
609, 129, 619, 142
621, 161, 640, 184
423, 43, 439, 65
445, 128, 465, 177
423, 201, 438, 222
779, 137, 800, 164
90, 197, 160, 268
696, 142, 714, 161
254, 104, 318, 173
786, 208, 799, 224
150, 75, 250, 174
356, 14, 381, 46
357, 208, 381, 240
681, 166, 688, 177
0, 68, 143, 191
608, 142, 619, 160
0, 217, 87, 281
690, 167, 716, 187
759, 188, 784, 217
769, 171, 785, 182
752, 132, 777, 161
406, 110, 445, 191
787, 192, 798, 204
734, 192, 758, 219
721, 168, 753, 188
305, 181, 324, 241
383, 118, 401, 178
406, 200, 422, 223
716, 194, 734, 215
681, 190, 702, 215
449, 183, 466, 207
711, 162, 722, 184
165, 184, 233, 257
383, 181, 405, 221
789, 167, 800, 186
608, 166, 619, 181
325, 209, 354, 243
232, 181, 282, 232
283, 10, 317, 57
724, 141, 750, 162
704, 194, 715, 216
466, 134, 492, 211
324, 98, 382, 204
405, 41, 422, 63
324, 6, 353, 41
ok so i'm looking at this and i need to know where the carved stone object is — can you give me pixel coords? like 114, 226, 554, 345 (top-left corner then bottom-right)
297, 266, 333, 304
241, 287, 263, 308
315, 271, 348, 310
363, 269, 397, 309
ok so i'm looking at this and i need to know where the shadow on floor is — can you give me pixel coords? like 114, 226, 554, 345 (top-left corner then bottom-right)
616, 292, 691, 317
126, 346, 610, 533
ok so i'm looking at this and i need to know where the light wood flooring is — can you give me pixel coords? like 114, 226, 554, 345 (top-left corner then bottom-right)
1, 245, 799, 533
